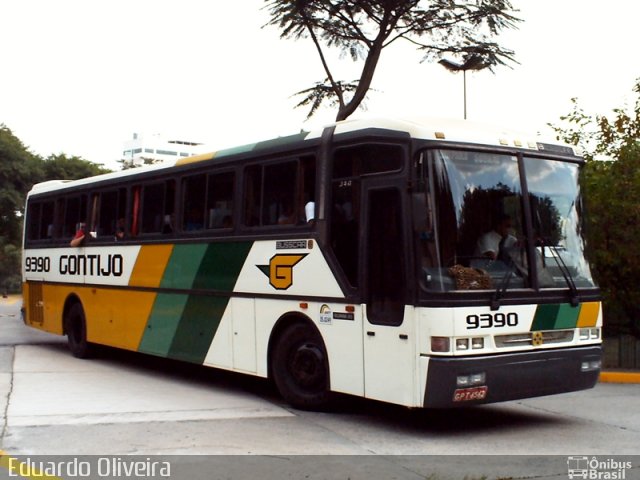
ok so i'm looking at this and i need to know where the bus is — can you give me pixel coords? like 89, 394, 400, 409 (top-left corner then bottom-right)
22, 117, 602, 409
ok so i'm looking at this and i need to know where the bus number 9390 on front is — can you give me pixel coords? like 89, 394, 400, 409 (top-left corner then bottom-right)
466, 312, 518, 329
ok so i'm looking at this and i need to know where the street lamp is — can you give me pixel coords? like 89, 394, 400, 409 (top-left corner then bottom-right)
438, 54, 489, 120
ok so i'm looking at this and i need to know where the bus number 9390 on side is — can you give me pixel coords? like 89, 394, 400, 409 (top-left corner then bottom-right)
24, 256, 51, 273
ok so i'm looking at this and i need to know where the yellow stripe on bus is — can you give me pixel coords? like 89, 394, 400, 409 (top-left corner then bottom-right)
84, 289, 157, 351
175, 152, 216, 166
129, 244, 174, 288
576, 301, 600, 328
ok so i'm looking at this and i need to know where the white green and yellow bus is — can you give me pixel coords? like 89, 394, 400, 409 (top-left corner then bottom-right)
22, 117, 602, 409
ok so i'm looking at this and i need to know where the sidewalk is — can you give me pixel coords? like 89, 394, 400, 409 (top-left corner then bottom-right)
599, 371, 640, 384
0, 294, 20, 305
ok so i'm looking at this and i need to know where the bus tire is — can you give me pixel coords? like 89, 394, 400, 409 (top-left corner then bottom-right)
64, 303, 93, 359
272, 323, 331, 410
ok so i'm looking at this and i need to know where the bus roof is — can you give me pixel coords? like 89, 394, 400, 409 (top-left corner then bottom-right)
28, 117, 579, 196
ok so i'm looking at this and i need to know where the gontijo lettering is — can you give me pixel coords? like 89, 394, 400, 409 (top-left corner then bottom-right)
59, 254, 124, 276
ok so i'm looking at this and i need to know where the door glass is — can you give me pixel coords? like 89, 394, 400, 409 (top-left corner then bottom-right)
367, 188, 405, 326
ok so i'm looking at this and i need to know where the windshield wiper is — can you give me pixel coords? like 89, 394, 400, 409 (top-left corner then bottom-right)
490, 261, 516, 311
547, 245, 580, 306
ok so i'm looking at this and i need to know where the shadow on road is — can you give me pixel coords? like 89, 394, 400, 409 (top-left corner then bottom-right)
29, 341, 568, 437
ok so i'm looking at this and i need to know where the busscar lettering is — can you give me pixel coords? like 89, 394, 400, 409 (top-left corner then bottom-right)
59, 254, 123, 277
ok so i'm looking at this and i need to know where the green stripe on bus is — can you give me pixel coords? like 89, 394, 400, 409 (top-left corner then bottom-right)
168, 241, 253, 363
555, 303, 581, 329
531, 304, 559, 330
167, 295, 229, 364
192, 242, 253, 291
531, 303, 581, 331
138, 293, 189, 356
160, 244, 208, 289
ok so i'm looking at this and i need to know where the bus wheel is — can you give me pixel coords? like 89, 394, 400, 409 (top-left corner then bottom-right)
64, 303, 93, 359
272, 323, 330, 410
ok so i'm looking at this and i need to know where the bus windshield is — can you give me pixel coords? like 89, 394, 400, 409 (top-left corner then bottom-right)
416, 149, 596, 293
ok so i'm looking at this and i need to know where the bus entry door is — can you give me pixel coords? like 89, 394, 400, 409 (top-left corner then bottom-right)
362, 184, 416, 406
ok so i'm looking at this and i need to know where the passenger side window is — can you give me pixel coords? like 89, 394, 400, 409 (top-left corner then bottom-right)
140, 180, 175, 234
182, 174, 206, 231
182, 171, 235, 231
95, 188, 127, 239
207, 172, 234, 229
60, 195, 88, 238
243, 157, 315, 228
263, 161, 297, 225
26, 200, 55, 241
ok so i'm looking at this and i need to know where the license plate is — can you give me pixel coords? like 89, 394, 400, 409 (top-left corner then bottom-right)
453, 386, 488, 402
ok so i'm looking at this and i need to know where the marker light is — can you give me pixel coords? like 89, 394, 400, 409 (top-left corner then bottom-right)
456, 338, 469, 351
471, 338, 484, 349
580, 327, 601, 341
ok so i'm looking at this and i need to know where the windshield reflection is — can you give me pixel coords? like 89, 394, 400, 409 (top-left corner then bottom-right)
416, 149, 596, 294
523, 157, 595, 289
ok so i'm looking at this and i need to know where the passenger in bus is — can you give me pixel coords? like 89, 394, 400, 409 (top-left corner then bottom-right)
184, 208, 204, 231
70, 223, 87, 247
114, 218, 126, 241
162, 214, 174, 234
475, 214, 517, 262
277, 204, 296, 225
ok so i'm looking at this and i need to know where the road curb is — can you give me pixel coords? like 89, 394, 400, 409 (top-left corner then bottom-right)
599, 371, 640, 384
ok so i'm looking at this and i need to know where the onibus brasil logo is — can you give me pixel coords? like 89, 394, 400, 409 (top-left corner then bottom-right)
257, 254, 307, 290
567, 456, 633, 479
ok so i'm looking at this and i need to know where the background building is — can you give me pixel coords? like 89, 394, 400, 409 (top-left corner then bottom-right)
122, 133, 208, 167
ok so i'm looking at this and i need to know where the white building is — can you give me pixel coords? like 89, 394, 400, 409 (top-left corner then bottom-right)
122, 133, 208, 166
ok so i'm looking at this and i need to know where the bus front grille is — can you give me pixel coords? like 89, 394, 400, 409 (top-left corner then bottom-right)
495, 330, 575, 348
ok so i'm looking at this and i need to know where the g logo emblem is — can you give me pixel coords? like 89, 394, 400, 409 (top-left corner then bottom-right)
257, 254, 307, 290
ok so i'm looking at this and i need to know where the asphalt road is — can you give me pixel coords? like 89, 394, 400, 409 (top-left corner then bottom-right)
1, 296, 639, 479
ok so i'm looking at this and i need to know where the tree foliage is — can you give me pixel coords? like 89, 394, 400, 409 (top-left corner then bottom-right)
550, 81, 640, 162
118, 156, 164, 170
551, 80, 640, 336
0, 125, 42, 245
0, 124, 110, 291
265, 0, 520, 121
42, 153, 110, 180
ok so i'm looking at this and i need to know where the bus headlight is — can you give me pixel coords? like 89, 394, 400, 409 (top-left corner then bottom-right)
431, 337, 450, 352
580, 359, 602, 372
432, 336, 485, 353
457, 372, 486, 387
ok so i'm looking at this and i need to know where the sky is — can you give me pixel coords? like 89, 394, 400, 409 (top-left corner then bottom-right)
1, 0, 638, 171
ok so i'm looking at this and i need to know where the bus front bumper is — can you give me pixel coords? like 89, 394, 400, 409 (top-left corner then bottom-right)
423, 345, 602, 408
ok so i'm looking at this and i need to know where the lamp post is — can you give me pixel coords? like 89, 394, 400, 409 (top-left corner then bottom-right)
438, 54, 488, 120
